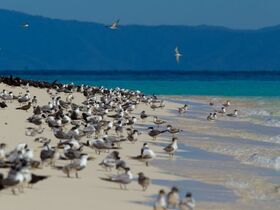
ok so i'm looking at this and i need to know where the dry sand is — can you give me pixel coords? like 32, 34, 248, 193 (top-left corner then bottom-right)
1, 83, 279, 210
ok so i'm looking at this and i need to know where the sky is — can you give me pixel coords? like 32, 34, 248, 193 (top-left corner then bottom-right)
0, 0, 279, 29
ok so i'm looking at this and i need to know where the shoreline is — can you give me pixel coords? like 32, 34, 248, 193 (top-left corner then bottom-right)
0, 77, 279, 210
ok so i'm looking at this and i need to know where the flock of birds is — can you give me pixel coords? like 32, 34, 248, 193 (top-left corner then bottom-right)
0, 76, 241, 209
19, 20, 183, 64
0, 76, 198, 210
207, 100, 238, 121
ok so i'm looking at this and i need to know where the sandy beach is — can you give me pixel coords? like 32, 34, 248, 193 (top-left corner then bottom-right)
0, 81, 279, 210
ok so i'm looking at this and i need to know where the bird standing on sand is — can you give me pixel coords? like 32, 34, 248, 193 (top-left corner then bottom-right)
16, 102, 31, 111
101, 167, 133, 190
0, 101, 7, 108
163, 137, 178, 158
148, 127, 166, 140
154, 189, 167, 210
153, 116, 166, 127
140, 110, 149, 121
55, 153, 89, 178
0, 143, 6, 160
179, 192, 195, 210
137, 172, 150, 191
167, 187, 180, 208
223, 100, 231, 107
166, 125, 182, 136
178, 104, 188, 114
175, 47, 182, 63
131, 143, 156, 166
227, 109, 238, 117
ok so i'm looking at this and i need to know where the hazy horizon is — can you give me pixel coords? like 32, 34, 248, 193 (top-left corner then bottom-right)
1, 0, 280, 29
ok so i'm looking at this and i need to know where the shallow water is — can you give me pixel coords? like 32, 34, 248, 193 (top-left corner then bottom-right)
152, 96, 280, 209
2, 70, 280, 96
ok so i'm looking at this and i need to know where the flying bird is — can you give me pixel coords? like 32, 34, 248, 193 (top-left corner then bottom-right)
107, 19, 120, 30
175, 47, 182, 63
21, 23, 30, 28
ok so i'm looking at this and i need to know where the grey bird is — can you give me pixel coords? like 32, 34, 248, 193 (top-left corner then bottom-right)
137, 172, 150, 191
101, 167, 133, 190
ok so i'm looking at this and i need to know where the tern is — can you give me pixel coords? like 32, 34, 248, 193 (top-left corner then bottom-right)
175, 47, 182, 63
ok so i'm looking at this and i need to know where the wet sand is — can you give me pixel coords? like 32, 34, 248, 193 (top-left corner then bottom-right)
0, 83, 280, 210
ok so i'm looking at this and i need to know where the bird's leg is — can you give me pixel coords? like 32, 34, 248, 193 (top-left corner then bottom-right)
146, 162, 149, 167
11, 188, 17, 195
75, 172, 79, 178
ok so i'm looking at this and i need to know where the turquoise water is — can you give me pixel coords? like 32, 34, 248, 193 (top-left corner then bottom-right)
1, 70, 280, 96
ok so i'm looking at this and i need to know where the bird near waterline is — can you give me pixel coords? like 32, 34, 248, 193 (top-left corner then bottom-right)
167, 186, 180, 208
131, 143, 156, 166
227, 109, 238, 117
147, 127, 167, 140
154, 189, 167, 210
178, 104, 188, 114
163, 137, 178, 158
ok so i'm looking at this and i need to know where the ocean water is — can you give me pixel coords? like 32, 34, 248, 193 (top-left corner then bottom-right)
1, 70, 280, 96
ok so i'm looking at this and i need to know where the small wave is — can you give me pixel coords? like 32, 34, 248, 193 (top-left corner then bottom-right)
265, 135, 280, 144
248, 154, 280, 170
225, 178, 249, 189
246, 110, 271, 117
264, 119, 280, 127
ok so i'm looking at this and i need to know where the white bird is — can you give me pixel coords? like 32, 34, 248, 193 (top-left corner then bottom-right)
107, 19, 120, 30
21, 23, 29, 28
56, 153, 89, 178
101, 167, 133, 190
175, 47, 182, 63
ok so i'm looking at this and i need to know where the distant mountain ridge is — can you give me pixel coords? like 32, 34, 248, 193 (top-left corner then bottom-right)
0, 9, 280, 71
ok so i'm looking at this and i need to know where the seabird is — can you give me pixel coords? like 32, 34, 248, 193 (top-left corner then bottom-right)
140, 110, 149, 121
167, 187, 180, 208
175, 47, 182, 63
127, 129, 140, 143
179, 192, 195, 210
21, 23, 29, 28
107, 19, 120, 30
101, 167, 133, 190
178, 104, 188, 114
227, 109, 238, 117
99, 151, 121, 171
223, 100, 231, 107
16, 102, 31, 111
131, 143, 156, 166
166, 125, 182, 136
137, 172, 150, 191
55, 153, 89, 178
0, 101, 7, 108
163, 137, 178, 158
40, 143, 60, 166
147, 127, 166, 140
18, 93, 30, 103
153, 116, 166, 127
154, 189, 167, 210
0, 143, 7, 160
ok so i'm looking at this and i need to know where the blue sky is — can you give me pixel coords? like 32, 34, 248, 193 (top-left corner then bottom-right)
0, 0, 279, 29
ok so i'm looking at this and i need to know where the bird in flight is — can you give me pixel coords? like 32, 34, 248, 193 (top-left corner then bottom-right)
107, 19, 120, 30
21, 23, 30, 28
174, 47, 182, 63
